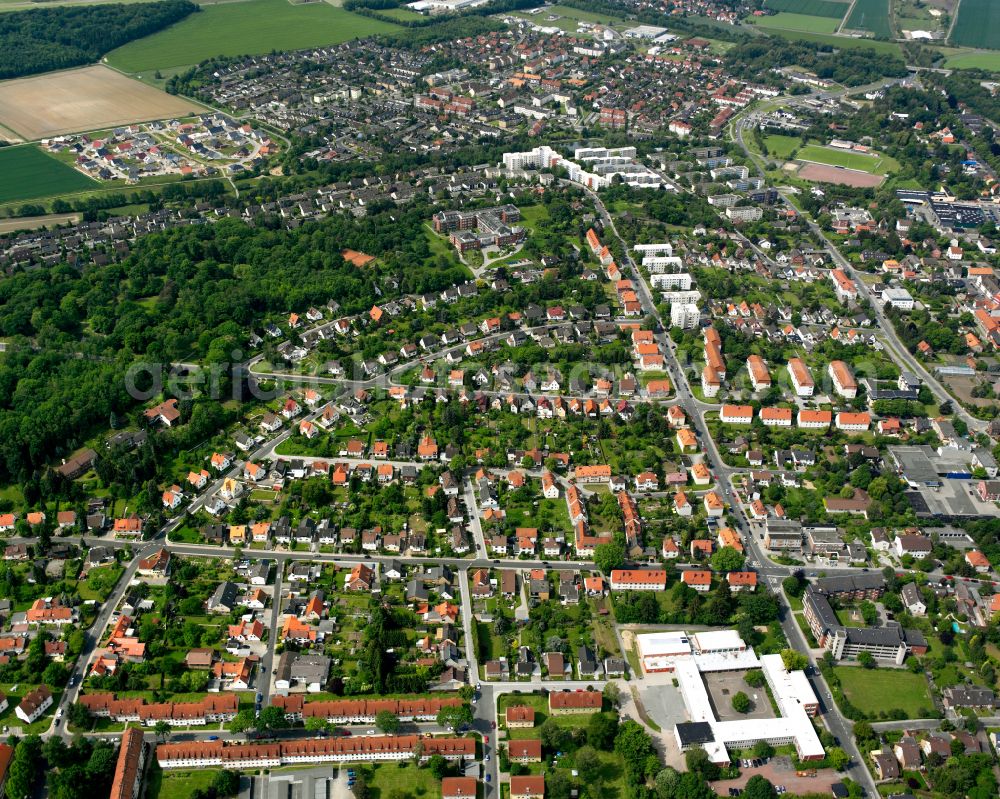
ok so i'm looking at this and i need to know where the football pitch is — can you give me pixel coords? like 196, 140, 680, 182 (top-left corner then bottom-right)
106, 0, 401, 73
796, 144, 897, 175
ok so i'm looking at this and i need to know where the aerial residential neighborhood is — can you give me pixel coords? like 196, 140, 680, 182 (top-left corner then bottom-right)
2, 1, 1000, 799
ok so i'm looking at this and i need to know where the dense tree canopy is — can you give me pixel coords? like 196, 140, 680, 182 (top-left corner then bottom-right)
0, 1, 197, 79
0, 203, 466, 484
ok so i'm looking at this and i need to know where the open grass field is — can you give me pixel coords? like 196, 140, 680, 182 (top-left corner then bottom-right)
950, 0, 1000, 50
148, 768, 216, 799
764, 134, 803, 158
763, 0, 848, 17
796, 144, 898, 174
844, 0, 891, 37
753, 12, 840, 33
0, 145, 98, 203
511, 4, 629, 32
835, 666, 933, 718
0, 65, 200, 139
760, 26, 901, 54
944, 50, 1000, 70
106, 0, 400, 73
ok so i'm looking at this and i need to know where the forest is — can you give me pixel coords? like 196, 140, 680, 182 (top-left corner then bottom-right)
0, 0, 196, 79
0, 200, 466, 486
726, 39, 908, 87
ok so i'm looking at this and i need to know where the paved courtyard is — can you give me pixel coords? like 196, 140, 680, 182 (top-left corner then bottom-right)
703, 670, 775, 722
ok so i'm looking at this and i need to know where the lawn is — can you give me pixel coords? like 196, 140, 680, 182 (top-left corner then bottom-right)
763, 0, 849, 18
498, 693, 597, 739
0, 683, 62, 734
753, 12, 841, 34
106, 0, 400, 73
844, 0, 891, 38
834, 607, 866, 628
944, 50, 1000, 70
368, 762, 441, 797
0, 146, 97, 203
78, 563, 125, 601
835, 667, 933, 719
950, 0, 1000, 50
764, 134, 803, 159
149, 768, 216, 799
796, 144, 897, 175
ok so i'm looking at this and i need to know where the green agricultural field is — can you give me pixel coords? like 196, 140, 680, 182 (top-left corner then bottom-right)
753, 12, 840, 34
950, 0, 1000, 50
763, 0, 848, 18
107, 0, 400, 73
845, 0, 891, 38
759, 27, 901, 54
0, 145, 97, 204
763, 134, 803, 159
835, 667, 933, 718
796, 144, 898, 174
944, 50, 1000, 70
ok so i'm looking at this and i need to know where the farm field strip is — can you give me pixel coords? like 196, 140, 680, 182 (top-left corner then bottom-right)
106, 0, 401, 74
753, 12, 841, 33
844, 0, 892, 37
762, 0, 849, 17
0, 65, 201, 139
0, 145, 98, 204
950, 0, 1000, 49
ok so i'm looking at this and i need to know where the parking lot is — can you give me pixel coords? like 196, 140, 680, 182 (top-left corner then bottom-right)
711, 756, 838, 797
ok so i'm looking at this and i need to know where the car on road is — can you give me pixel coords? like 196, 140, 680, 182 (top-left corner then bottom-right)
483, 735, 488, 743
485, 774, 491, 783
484, 755, 490, 762
208, 736, 219, 741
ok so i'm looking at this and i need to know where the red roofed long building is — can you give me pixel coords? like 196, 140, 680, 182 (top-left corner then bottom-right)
549, 690, 603, 714
156, 735, 475, 769
269, 695, 462, 724
609, 569, 667, 591
110, 727, 147, 799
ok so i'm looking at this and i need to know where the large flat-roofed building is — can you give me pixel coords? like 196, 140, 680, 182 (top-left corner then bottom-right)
690, 630, 747, 655
672, 644, 824, 765
764, 519, 802, 552
635, 630, 758, 675
635, 631, 692, 673
802, 586, 921, 664
813, 572, 885, 600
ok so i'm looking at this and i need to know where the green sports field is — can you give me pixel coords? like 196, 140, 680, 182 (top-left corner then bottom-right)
753, 12, 840, 34
796, 144, 897, 174
106, 0, 400, 73
0, 145, 97, 204
845, 0, 891, 38
835, 667, 933, 719
763, 134, 803, 159
763, 0, 848, 18
950, 0, 1000, 50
